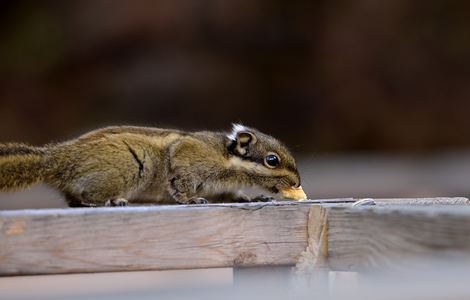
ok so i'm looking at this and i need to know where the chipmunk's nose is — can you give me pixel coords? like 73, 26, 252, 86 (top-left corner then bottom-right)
280, 185, 307, 201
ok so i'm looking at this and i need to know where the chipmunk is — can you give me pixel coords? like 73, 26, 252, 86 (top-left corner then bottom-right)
0, 124, 307, 207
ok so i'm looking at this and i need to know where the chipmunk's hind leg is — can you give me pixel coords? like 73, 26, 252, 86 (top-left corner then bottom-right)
79, 181, 127, 207
59, 172, 130, 207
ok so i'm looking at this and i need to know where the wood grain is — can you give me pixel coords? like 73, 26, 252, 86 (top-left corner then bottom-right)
295, 206, 328, 272
327, 204, 470, 271
0, 202, 312, 276
2, 198, 469, 276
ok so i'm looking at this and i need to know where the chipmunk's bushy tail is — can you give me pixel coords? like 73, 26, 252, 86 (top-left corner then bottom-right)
0, 143, 47, 191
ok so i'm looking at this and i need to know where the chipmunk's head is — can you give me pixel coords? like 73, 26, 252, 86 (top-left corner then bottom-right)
226, 124, 307, 200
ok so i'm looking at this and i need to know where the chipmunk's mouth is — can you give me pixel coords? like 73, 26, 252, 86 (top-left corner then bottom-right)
279, 186, 307, 200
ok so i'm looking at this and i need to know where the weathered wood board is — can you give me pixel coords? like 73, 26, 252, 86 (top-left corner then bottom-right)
327, 204, 470, 271
1, 198, 470, 276
0, 202, 313, 276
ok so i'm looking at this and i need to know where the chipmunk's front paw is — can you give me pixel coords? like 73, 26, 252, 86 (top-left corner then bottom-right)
188, 197, 209, 204
251, 194, 274, 202
105, 198, 129, 207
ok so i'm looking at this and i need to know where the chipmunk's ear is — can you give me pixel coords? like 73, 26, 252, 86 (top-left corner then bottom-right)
227, 124, 257, 156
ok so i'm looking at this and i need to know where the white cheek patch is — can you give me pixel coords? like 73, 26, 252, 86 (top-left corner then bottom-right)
227, 156, 274, 176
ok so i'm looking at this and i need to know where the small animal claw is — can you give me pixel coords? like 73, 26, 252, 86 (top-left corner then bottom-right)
251, 194, 274, 202
105, 198, 129, 207
189, 197, 209, 204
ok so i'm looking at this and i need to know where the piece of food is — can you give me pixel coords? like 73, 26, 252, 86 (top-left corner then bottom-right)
280, 186, 307, 200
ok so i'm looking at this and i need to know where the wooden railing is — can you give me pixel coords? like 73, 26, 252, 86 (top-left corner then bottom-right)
1, 197, 470, 276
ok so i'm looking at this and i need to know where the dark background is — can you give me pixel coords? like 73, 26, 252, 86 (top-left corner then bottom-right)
1, 0, 470, 153
1, 0, 470, 207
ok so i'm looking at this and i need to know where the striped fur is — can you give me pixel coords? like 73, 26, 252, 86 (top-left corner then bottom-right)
0, 144, 46, 191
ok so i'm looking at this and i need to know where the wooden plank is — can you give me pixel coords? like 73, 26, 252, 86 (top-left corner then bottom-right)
368, 197, 469, 205
0, 202, 312, 276
1, 197, 468, 276
326, 204, 470, 271
293, 206, 330, 289
295, 206, 328, 272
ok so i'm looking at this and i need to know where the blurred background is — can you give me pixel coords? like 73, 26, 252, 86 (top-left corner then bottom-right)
2, 0, 470, 208
2, 2, 470, 299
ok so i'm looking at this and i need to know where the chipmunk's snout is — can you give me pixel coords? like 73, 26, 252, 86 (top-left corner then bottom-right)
280, 185, 307, 200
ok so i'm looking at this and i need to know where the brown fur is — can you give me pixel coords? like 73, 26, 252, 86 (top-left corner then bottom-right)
0, 125, 303, 207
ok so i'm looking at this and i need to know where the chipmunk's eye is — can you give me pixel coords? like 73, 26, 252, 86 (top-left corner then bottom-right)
264, 154, 280, 168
